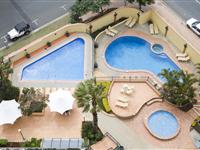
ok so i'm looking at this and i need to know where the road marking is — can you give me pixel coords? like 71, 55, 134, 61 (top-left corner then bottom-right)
32, 18, 40, 26
60, 4, 67, 11
195, 0, 200, 5
1, 35, 8, 43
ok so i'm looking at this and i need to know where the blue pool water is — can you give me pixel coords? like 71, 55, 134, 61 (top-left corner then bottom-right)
21, 38, 84, 80
147, 110, 179, 139
105, 36, 180, 78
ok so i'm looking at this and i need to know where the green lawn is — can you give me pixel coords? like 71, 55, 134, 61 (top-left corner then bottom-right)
0, 15, 70, 57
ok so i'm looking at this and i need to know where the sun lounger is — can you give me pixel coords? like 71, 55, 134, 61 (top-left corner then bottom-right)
125, 17, 133, 26
178, 56, 190, 62
128, 17, 137, 28
149, 24, 154, 35
126, 89, 133, 95
176, 53, 187, 58
108, 26, 119, 34
118, 97, 129, 103
105, 29, 115, 37
154, 24, 159, 34
116, 101, 128, 108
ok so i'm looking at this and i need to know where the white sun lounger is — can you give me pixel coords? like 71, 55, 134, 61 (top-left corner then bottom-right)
128, 17, 137, 28
125, 17, 133, 26
105, 29, 115, 37
118, 97, 129, 103
149, 24, 154, 35
108, 26, 119, 34
154, 24, 159, 34
176, 53, 187, 58
178, 56, 190, 62
116, 101, 128, 108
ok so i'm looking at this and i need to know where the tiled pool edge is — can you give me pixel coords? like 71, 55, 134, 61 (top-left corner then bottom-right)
143, 108, 181, 140
12, 33, 93, 88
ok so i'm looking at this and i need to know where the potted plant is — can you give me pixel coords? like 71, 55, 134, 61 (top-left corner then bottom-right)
24, 50, 31, 58
46, 41, 52, 47
159, 69, 197, 112
65, 31, 70, 37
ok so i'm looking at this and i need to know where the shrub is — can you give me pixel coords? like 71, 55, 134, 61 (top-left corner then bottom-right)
0, 79, 20, 101
94, 42, 98, 48
94, 62, 98, 69
81, 121, 103, 145
102, 98, 111, 113
46, 41, 52, 47
0, 139, 8, 147
21, 138, 41, 147
97, 81, 111, 113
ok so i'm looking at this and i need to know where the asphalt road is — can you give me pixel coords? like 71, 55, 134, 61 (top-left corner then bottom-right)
0, 0, 75, 48
164, 0, 200, 21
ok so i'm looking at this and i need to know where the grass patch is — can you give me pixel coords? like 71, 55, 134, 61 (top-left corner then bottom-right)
0, 15, 70, 57
97, 81, 112, 113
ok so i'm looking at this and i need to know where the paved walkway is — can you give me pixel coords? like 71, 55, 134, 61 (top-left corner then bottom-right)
84, 112, 154, 149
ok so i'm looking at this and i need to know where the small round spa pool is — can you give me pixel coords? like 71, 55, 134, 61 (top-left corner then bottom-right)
152, 44, 164, 54
145, 110, 180, 140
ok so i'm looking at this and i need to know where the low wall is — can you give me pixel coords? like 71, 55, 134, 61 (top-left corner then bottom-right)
5, 6, 200, 65
5, 23, 88, 62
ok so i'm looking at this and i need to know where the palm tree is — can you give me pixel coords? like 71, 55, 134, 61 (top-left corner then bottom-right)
159, 69, 197, 108
126, 0, 154, 10
73, 78, 105, 132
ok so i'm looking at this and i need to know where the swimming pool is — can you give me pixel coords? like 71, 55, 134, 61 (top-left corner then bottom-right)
21, 38, 84, 80
105, 36, 180, 78
146, 110, 180, 139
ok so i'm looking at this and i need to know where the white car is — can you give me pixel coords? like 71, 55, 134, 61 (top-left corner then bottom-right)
7, 22, 31, 41
186, 18, 200, 36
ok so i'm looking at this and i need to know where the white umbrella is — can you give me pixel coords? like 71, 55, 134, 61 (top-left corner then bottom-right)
48, 89, 74, 114
0, 99, 22, 125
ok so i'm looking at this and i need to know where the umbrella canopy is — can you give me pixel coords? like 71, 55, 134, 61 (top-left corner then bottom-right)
48, 89, 75, 114
0, 99, 22, 125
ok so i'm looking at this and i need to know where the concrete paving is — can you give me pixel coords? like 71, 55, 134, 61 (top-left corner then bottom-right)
164, 0, 200, 21
84, 112, 154, 149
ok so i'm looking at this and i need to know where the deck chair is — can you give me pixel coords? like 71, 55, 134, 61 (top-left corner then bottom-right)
118, 97, 129, 103
108, 26, 119, 34
178, 56, 190, 62
105, 29, 115, 37
128, 17, 137, 28
149, 23, 154, 35
116, 101, 128, 108
154, 24, 159, 34
176, 53, 187, 58
125, 17, 133, 26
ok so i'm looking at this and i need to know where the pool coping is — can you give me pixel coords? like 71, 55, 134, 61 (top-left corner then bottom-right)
102, 35, 182, 83
12, 33, 93, 88
143, 108, 181, 140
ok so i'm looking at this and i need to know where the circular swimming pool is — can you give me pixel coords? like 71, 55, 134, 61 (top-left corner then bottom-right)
105, 36, 180, 79
146, 110, 180, 140
152, 44, 164, 54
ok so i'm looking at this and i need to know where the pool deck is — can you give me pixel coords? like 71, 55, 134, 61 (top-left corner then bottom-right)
12, 33, 93, 88
108, 80, 159, 118
0, 103, 83, 142
95, 22, 196, 81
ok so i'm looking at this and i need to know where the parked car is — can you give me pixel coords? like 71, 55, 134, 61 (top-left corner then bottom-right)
7, 22, 31, 41
186, 18, 200, 36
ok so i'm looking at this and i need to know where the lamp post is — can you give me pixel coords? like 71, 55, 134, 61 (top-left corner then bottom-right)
89, 24, 93, 34
183, 43, 187, 53
18, 129, 25, 141
137, 12, 140, 23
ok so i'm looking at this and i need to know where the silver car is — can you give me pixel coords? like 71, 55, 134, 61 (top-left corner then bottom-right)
186, 18, 200, 37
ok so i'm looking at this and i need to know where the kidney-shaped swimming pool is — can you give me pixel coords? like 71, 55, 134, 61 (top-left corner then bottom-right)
105, 36, 180, 78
